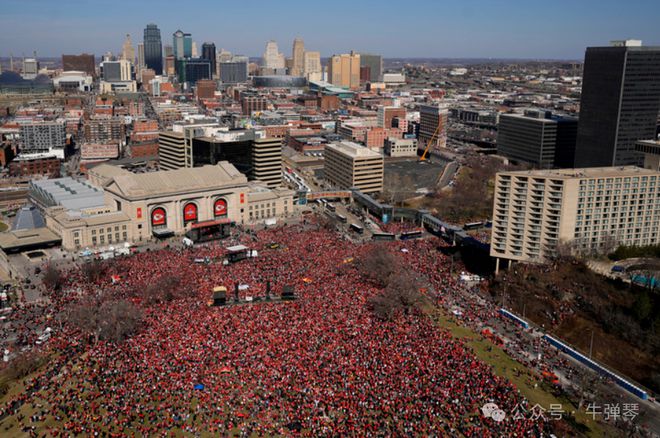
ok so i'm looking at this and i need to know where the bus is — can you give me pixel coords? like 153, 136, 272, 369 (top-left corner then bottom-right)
464, 221, 484, 231
400, 229, 423, 240
350, 223, 364, 234
372, 232, 396, 241
336, 214, 348, 223
326, 203, 336, 212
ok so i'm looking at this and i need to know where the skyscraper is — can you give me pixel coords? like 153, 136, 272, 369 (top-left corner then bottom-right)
328, 52, 360, 89
143, 24, 163, 75
173, 30, 193, 60
303, 51, 322, 81
291, 38, 305, 76
122, 34, 135, 65
359, 53, 383, 82
202, 42, 217, 77
574, 40, 660, 167
137, 43, 145, 70
262, 40, 285, 69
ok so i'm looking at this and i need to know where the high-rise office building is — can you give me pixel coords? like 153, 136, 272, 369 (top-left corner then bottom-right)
201, 42, 217, 77
324, 141, 384, 193
359, 53, 383, 82
418, 104, 448, 151
165, 56, 175, 76
217, 49, 232, 63
122, 34, 135, 64
62, 54, 96, 76
497, 110, 578, 169
100, 59, 132, 82
251, 137, 283, 187
173, 30, 193, 60
22, 58, 40, 80
291, 38, 305, 76
303, 51, 322, 81
219, 61, 248, 83
143, 24, 163, 75
163, 45, 173, 58
574, 40, 660, 167
160, 128, 283, 187
328, 52, 360, 89
262, 40, 285, 69
191, 41, 199, 58
137, 43, 145, 71
175, 58, 211, 84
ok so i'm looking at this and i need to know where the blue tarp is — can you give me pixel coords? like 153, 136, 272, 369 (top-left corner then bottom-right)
194, 384, 205, 390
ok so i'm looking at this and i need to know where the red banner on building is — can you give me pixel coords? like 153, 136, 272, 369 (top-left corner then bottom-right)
137, 207, 142, 219
183, 203, 198, 223
151, 207, 166, 227
214, 199, 227, 217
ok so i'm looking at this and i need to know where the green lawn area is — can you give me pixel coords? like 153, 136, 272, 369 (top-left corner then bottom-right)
0, 222, 8, 232
427, 306, 622, 437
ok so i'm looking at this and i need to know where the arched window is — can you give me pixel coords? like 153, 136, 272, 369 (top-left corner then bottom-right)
214, 198, 228, 218
151, 207, 167, 229
183, 202, 198, 225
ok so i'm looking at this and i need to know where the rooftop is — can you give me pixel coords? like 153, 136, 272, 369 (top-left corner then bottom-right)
30, 177, 106, 211
499, 166, 660, 179
635, 140, 660, 155
106, 162, 248, 199
327, 141, 383, 159
0, 227, 61, 252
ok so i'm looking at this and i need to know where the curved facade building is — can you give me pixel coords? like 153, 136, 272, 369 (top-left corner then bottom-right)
253, 75, 307, 88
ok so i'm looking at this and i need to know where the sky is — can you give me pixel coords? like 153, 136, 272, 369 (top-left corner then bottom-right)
2, 0, 660, 60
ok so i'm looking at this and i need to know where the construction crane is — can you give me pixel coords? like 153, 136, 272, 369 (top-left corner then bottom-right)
419, 122, 442, 162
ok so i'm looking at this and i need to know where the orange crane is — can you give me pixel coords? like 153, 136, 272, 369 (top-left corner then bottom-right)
419, 122, 442, 162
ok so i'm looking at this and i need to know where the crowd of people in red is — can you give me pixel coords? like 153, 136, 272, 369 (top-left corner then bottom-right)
1, 220, 552, 436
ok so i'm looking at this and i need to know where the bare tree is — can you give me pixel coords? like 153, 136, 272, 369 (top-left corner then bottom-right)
42, 265, 64, 292
82, 259, 105, 283
369, 271, 426, 320
5, 351, 47, 380
67, 298, 142, 344
358, 245, 400, 287
141, 275, 185, 305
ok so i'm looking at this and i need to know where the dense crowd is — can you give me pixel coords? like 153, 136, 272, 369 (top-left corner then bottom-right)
0, 220, 554, 436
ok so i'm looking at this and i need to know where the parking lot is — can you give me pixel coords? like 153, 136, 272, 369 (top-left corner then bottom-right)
384, 158, 449, 192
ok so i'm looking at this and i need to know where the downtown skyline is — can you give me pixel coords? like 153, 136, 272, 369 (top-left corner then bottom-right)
1, 0, 660, 60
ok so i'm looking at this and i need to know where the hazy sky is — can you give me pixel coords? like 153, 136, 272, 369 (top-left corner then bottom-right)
2, 0, 660, 60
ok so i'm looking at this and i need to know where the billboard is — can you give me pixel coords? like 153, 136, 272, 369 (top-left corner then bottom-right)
214, 198, 228, 217
151, 207, 167, 227
183, 202, 198, 224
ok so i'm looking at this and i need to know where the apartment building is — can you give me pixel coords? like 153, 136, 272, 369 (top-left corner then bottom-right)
491, 166, 660, 270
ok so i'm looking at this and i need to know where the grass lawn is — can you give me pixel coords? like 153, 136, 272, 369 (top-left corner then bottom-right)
428, 306, 623, 437
0, 222, 8, 233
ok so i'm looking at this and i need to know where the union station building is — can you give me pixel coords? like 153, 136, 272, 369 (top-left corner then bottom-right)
39, 162, 294, 251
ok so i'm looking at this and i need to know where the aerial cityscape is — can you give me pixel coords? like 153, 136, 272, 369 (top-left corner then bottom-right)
0, 0, 660, 436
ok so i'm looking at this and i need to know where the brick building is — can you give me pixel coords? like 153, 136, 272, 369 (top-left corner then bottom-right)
9, 156, 61, 177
